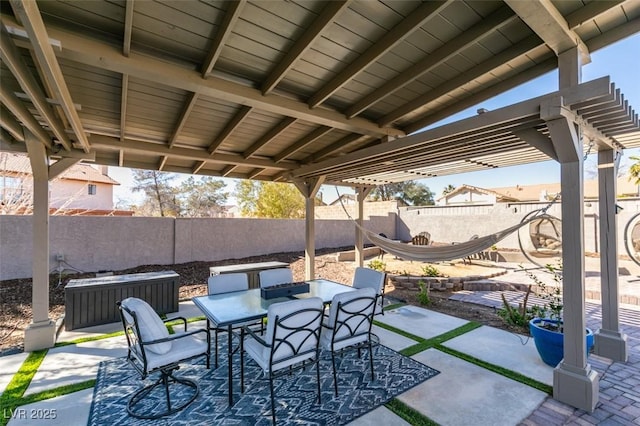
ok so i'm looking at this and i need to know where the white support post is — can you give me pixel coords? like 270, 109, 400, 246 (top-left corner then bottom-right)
292, 177, 325, 280
23, 131, 56, 352
546, 46, 598, 412
594, 149, 628, 361
355, 187, 373, 267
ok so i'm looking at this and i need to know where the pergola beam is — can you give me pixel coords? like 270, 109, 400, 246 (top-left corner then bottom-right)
1, 14, 403, 139
274, 126, 332, 163
201, 0, 246, 78
308, 0, 448, 108
262, 0, 350, 95
90, 135, 297, 171
0, 26, 68, 150
243, 117, 297, 158
0, 84, 53, 149
9, 0, 90, 153
345, 5, 516, 118
207, 105, 253, 154
504, 0, 590, 63
169, 93, 199, 148
380, 35, 541, 127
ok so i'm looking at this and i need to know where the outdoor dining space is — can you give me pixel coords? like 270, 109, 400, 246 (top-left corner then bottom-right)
1, 260, 639, 425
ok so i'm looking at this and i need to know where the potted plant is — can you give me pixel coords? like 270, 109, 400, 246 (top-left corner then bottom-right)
498, 263, 594, 367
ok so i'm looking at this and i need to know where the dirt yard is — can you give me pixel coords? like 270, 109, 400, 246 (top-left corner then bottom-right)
0, 247, 519, 355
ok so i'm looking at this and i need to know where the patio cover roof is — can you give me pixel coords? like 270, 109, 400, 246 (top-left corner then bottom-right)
1, 0, 639, 186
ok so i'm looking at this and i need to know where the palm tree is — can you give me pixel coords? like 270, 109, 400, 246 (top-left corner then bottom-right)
629, 156, 640, 184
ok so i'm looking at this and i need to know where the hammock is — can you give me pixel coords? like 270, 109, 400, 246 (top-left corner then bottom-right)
354, 216, 545, 263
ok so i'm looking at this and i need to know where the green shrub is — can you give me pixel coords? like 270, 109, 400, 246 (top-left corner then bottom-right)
367, 259, 386, 272
421, 264, 440, 277
417, 280, 431, 306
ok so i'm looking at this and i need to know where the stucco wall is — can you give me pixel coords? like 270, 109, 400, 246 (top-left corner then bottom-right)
0, 214, 395, 280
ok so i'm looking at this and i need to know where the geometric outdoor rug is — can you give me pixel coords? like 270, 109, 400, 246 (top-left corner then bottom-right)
88, 344, 439, 425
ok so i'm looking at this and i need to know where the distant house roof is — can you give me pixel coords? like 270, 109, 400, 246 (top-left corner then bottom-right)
437, 184, 519, 203
491, 177, 640, 201
329, 193, 357, 205
0, 153, 119, 185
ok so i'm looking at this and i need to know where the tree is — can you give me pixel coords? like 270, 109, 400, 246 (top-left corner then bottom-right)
131, 170, 179, 217
368, 181, 434, 206
442, 184, 456, 196
179, 177, 228, 217
235, 180, 306, 218
628, 155, 640, 185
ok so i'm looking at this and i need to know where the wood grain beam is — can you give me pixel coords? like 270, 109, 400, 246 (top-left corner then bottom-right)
120, 74, 128, 141
0, 106, 25, 142
123, 0, 134, 56
208, 105, 252, 154
565, 0, 624, 29
274, 126, 332, 163
9, 0, 90, 152
380, 34, 541, 127
90, 134, 297, 171
201, 0, 246, 78
504, 0, 590, 62
169, 92, 199, 148
345, 5, 516, 118
262, 0, 349, 95
308, 0, 448, 108
0, 14, 403, 138
243, 117, 297, 158
0, 84, 52, 148
0, 26, 69, 150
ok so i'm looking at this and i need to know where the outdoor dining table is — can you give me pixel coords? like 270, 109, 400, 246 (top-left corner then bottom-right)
192, 278, 355, 405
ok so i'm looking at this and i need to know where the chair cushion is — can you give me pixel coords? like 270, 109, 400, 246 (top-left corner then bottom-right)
258, 268, 293, 288
247, 297, 323, 373
145, 333, 208, 370
208, 273, 249, 295
320, 287, 376, 350
121, 297, 172, 355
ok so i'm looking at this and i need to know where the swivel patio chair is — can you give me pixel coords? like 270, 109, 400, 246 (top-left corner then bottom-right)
352, 266, 386, 315
207, 272, 258, 368
320, 287, 378, 397
241, 297, 324, 425
258, 267, 294, 288
117, 297, 210, 419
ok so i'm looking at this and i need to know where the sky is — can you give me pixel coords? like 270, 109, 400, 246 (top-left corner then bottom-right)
109, 33, 640, 207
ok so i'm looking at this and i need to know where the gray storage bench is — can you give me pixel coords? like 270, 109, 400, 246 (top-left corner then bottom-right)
64, 271, 180, 330
209, 261, 289, 289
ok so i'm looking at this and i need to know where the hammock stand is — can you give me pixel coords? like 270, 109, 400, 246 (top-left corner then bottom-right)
337, 187, 560, 264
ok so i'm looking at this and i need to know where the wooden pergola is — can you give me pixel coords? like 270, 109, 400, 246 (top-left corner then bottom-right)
1, 0, 640, 412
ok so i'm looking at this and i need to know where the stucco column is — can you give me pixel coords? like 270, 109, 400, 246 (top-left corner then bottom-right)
292, 177, 324, 280
354, 187, 373, 267
24, 132, 56, 351
594, 149, 628, 361
548, 46, 598, 412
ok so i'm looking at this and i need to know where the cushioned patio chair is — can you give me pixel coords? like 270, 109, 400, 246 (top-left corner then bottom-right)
258, 267, 293, 288
207, 272, 258, 368
411, 231, 431, 246
352, 266, 386, 315
117, 297, 210, 419
320, 287, 378, 397
241, 297, 324, 425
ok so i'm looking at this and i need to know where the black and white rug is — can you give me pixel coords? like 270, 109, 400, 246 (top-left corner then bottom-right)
89, 344, 439, 425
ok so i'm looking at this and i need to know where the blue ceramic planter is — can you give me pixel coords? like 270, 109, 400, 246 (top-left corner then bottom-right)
529, 318, 594, 367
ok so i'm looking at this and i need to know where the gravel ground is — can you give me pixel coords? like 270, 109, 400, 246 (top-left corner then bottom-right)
0, 247, 517, 355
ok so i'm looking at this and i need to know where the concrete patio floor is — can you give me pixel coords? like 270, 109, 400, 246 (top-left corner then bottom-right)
2, 262, 639, 425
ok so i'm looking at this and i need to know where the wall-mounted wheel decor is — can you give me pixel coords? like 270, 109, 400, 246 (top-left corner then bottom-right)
624, 212, 640, 267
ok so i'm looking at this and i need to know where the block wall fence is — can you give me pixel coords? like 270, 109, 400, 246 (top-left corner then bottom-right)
1, 199, 639, 280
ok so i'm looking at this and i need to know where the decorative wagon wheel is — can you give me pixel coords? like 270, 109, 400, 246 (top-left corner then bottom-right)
623, 212, 640, 267
517, 209, 563, 268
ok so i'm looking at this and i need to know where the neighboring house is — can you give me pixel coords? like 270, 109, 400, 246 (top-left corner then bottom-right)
0, 153, 130, 215
436, 184, 519, 206
329, 193, 357, 205
437, 178, 640, 206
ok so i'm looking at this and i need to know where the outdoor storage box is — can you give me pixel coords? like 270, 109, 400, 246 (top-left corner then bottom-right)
64, 271, 179, 330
